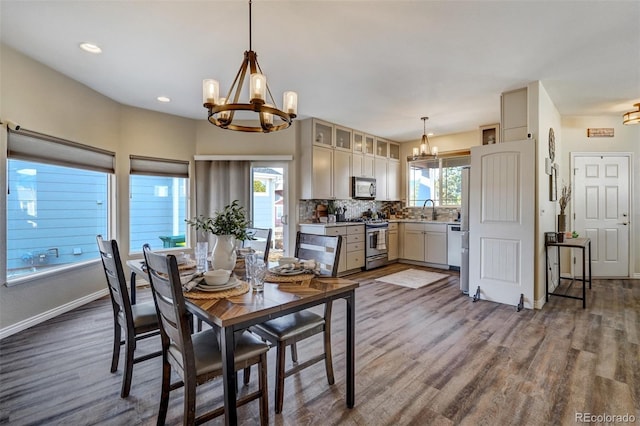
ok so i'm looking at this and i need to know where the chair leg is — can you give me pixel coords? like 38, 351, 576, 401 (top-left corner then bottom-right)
184, 376, 197, 426
110, 322, 121, 373
258, 353, 269, 425
323, 326, 335, 386
290, 343, 298, 363
243, 366, 251, 385
157, 356, 171, 426
121, 332, 136, 398
196, 318, 203, 332
275, 341, 287, 414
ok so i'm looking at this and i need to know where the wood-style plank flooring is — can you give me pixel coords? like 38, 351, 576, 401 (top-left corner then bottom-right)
1, 263, 639, 425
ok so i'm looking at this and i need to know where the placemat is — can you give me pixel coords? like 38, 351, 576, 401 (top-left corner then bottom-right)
184, 281, 250, 300
265, 271, 315, 285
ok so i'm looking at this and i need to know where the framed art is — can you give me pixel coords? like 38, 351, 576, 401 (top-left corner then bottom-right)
549, 164, 557, 201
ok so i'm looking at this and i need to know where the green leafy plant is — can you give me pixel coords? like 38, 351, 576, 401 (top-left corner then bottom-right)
186, 200, 252, 241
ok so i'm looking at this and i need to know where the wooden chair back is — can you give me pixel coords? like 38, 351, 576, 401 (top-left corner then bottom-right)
142, 244, 195, 378
294, 232, 343, 277
96, 235, 134, 328
244, 227, 272, 263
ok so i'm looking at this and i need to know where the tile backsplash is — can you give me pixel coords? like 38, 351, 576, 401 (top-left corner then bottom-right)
298, 199, 459, 222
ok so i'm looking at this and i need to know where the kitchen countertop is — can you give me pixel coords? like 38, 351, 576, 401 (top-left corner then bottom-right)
299, 219, 461, 227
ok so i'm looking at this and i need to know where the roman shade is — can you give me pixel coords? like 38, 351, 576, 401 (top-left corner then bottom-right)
129, 155, 189, 178
7, 129, 115, 174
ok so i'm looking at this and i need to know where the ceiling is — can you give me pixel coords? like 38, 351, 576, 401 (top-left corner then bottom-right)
2, 0, 639, 142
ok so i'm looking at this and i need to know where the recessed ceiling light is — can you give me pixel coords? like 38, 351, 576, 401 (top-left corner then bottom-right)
427, 132, 434, 137
79, 42, 102, 54
157, 96, 171, 103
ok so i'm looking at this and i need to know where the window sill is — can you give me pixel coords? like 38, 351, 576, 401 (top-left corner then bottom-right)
4, 259, 101, 287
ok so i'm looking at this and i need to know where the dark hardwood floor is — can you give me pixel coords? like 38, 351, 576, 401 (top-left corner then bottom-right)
1, 263, 638, 425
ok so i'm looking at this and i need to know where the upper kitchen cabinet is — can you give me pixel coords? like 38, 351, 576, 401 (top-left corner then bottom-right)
388, 142, 400, 160
312, 119, 334, 147
300, 118, 352, 199
364, 135, 375, 155
501, 87, 528, 142
353, 131, 364, 154
375, 138, 388, 157
335, 126, 352, 151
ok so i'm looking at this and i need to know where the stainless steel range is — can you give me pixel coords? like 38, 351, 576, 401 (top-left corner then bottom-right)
364, 221, 389, 270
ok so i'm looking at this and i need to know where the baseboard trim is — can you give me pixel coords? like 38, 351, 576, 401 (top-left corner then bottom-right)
534, 295, 547, 309
0, 288, 109, 340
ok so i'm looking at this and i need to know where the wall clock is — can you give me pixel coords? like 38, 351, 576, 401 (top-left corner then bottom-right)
548, 128, 555, 162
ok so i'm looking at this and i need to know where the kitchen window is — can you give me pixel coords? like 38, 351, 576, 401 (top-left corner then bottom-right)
5, 129, 114, 283
129, 155, 189, 252
407, 155, 470, 207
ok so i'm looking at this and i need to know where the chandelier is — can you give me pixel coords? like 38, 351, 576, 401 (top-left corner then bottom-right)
622, 103, 640, 125
408, 117, 438, 161
202, 0, 297, 133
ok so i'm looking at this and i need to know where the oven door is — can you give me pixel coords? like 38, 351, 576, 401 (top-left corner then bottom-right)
366, 228, 388, 257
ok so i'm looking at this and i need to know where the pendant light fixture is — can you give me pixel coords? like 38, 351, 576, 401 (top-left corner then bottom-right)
408, 117, 438, 161
623, 103, 640, 125
202, 0, 297, 133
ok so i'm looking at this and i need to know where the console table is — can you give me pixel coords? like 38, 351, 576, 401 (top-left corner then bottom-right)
545, 237, 592, 308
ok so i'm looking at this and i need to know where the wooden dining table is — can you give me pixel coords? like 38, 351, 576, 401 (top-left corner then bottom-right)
126, 259, 359, 425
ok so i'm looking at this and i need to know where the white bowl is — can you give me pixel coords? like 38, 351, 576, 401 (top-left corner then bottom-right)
278, 257, 298, 266
204, 269, 231, 285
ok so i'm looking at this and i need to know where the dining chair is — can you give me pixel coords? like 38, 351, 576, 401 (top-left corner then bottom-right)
249, 232, 342, 413
96, 235, 161, 398
243, 227, 272, 263
142, 245, 269, 425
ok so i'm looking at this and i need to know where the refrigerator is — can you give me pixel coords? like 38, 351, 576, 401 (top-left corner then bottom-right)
460, 166, 470, 294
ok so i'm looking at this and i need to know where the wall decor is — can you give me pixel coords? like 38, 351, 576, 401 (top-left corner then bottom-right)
586, 128, 614, 137
549, 164, 557, 201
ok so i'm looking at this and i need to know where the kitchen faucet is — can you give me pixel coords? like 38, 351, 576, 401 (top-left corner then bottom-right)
422, 199, 437, 220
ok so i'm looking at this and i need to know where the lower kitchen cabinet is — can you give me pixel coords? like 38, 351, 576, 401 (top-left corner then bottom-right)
388, 222, 398, 261
402, 222, 448, 265
298, 224, 364, 275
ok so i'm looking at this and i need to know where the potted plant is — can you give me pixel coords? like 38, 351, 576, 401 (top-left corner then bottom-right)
557, 183, 572, 233
186, 200, 252, 270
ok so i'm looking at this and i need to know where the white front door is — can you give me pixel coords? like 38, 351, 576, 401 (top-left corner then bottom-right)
469, 140, 535, 308
572, 154, 630, 277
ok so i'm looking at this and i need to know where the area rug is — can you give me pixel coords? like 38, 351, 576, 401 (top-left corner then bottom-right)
375, 269, 449, 289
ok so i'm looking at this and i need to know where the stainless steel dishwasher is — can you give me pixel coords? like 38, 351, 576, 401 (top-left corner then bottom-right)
447, 224, 462, 269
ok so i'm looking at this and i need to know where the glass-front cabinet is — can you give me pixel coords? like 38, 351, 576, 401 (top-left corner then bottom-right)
313, 119, 333, 147
365, 135, 375, 155
353, 132, 364, 154
335, 126, 352, 151
389, 143, 400, 160
375, 139, 388, 157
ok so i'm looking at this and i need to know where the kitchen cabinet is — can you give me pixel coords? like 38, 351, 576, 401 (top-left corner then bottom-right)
353, 131, 364, 154
374, 157, 388, 201
387, 160, 400, 200
375, 138, 388, 157
335, 125, 352, 151
388, 222, 398, 261
389, 143, 400, 160
352, 153, 374, 178
402, 222, 448, 265
501, 87, 528, 142
364, 135, 375, 155
301, 119, 352, 199
298, 224, 364, 275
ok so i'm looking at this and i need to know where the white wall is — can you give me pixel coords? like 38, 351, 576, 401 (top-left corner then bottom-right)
561, 115, 640, 277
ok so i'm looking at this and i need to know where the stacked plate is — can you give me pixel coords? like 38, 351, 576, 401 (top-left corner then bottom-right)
196, 276, 241, 292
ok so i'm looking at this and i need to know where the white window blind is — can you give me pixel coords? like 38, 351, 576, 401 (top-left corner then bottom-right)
129, 155, 189, 178
7, 129, 115, 173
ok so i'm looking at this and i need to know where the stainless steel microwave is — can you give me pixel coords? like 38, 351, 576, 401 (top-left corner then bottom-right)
352, 177, 376, 199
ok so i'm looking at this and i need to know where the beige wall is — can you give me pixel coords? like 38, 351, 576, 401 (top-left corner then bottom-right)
0, 45, 196, 331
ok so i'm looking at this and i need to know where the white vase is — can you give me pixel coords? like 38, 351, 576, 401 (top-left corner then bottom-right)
211, 234, 237, 271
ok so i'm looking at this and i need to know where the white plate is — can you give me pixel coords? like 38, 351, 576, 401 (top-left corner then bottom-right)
269, 266, 307, 276
196, 277, 240, 292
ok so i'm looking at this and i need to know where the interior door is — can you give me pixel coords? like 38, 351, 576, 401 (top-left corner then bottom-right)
250, 162, 288, 261
469, 140, 535, 308
572, 154, 630, 277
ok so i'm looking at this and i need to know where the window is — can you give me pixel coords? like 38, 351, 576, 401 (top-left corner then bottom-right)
407, 155, 470, 207
6, 130, 114, 282
129, 156, 189, 251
